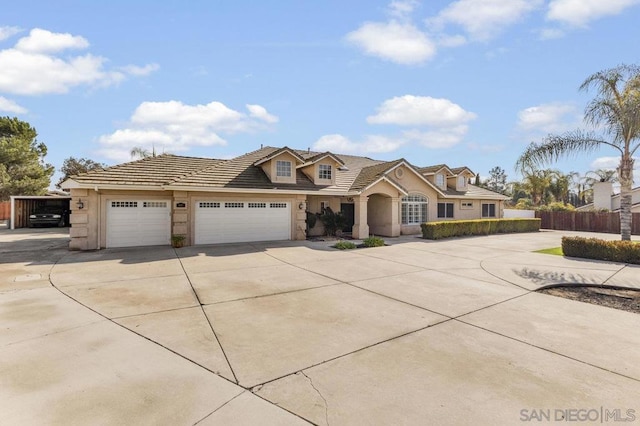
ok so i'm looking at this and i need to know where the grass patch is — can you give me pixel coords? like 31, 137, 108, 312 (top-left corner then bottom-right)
534, 247, 563, 256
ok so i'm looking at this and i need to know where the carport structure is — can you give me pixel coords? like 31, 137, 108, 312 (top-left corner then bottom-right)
9, 194, 71, 229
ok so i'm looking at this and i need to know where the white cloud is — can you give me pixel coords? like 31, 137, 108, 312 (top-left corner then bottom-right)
314, 94, 476, 154
313, 134, 403, 154
516, 102, 580, 134
428, 0, 543, 41
345, 21, 436, 65
367, 95, 476, 127
388, 0, 419, 18
437, 34, 467, 48
403, 125, 469, 149
97, 100, 278, 161
0, 96, 27, 113
246, 104, 279, 124
538, 28, 566, 40
590, 156, 620, 170
0, 28, 157, 96
119, 63, 160, 76
15, 28, 89, 53
547, 0, 640, 27
0, 26, 21, 41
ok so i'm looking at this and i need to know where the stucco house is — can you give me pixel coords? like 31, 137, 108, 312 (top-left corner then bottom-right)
62, 146, 508, 250
576, 181, 640, 213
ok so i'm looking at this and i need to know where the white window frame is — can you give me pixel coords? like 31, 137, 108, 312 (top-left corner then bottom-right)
401, 194, 428, 225
318, 164, 332, 180
436, 173, 445, 188
461, 201, 473, 210
276, 160, 292, 177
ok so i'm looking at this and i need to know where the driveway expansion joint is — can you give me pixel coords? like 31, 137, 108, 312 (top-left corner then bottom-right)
454, 315, 640, 384
174, 247, 239, 384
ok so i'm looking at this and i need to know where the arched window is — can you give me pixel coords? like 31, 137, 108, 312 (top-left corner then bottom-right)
401, 194, 428, 225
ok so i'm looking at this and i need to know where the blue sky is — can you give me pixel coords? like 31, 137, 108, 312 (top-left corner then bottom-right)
2, 0, 639, 187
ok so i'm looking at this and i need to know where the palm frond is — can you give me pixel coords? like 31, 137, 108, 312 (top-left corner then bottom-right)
515, 131, 619, 173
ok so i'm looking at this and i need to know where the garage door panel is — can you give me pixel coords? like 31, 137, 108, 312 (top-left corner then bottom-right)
195, 201, 290, 245
107, 200, 171, 248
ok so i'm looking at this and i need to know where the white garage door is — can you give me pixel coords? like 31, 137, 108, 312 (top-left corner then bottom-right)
195, 201, 291, 245
106, 200, 171, 248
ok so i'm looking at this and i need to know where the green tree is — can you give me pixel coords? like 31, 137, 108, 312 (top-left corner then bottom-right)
57, 157, 107, 188
482, 166, 508, 194
517, 64, 640, 240
0, 117, 54, 200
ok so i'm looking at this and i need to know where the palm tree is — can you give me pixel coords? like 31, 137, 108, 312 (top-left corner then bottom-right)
548, 170, 575, 205
520, 166, 555, 206
517, 64, 640, 240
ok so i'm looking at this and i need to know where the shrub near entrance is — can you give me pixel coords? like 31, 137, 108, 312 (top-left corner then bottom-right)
421, 218, 540, 240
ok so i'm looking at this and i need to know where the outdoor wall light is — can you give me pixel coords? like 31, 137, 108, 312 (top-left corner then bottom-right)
76, 199, 84, 210
298, 202, 305, 210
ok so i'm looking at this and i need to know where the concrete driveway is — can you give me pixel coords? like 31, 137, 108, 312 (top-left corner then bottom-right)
1, 228, 639, 425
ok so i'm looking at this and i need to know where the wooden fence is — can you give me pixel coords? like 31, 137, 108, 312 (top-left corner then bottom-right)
0, 201, 9, 220
535, 211, 640, 235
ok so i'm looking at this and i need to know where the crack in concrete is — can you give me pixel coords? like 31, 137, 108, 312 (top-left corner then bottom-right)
300, 371, 330, 426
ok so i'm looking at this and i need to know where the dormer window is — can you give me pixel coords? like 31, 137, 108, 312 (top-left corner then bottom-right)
458, 175, 466, 188
276, 160, 292, 177
436, 173, 445, 188
319, 164, 332, 180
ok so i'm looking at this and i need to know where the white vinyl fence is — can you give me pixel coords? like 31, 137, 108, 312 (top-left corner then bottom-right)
503, 209, 536, 218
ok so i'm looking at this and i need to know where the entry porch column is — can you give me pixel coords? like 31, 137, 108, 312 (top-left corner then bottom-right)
352, 195, 369, 239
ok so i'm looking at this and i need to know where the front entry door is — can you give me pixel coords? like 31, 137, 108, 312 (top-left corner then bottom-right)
340, 203, 355, 233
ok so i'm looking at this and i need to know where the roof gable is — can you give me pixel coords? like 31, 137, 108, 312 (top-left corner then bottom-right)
299, 152, 346, 167
253, 146, 305, 166
419, 164, 454, 176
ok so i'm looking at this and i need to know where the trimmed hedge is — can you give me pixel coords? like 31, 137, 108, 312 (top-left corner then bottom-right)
562, 237, 640, 264
421, 218, 540, 240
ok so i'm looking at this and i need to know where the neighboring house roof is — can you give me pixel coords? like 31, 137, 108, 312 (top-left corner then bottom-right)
63, 146, 506, 201
576, 186, 640, 211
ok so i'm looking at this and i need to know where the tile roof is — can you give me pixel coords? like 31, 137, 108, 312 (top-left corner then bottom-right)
450, 166, 474, 175
349, 159, 407, 192
65, 154, 223, 186
442, 184, 510, 200
417, 164, 448, 174
65, 146, 505, 200
171, 147, 318, 190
